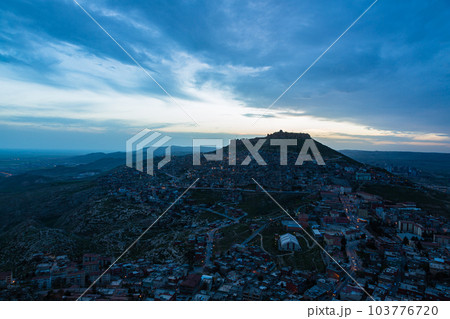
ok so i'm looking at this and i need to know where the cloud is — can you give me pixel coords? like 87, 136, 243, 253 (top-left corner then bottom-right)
242, 113, 276, 119
0, 0, 449, 152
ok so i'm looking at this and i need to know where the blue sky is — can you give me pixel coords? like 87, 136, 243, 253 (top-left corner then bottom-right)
0, 0, 449, 152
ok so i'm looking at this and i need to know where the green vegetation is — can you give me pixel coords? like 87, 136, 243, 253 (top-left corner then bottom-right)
282, 246, 325, 272
197, 210, 225, 222
189, 189, 225, 206
238, 192, 306, 217
216, 223, 251, 252
0, 178, 96, 229
363, 184, 450, 218
256, 223, 325, 271
364, 184, 445, 203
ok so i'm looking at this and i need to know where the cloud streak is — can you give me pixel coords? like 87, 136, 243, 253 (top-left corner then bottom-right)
0, 0, 449, 151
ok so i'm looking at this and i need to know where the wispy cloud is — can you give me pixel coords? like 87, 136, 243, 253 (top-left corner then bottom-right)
0, 0, 449, 151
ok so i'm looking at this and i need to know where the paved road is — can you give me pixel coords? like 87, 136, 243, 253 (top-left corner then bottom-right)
204, 228, 217, 268
204, 222, 237, 268
241, 215, 284, 246
199, 207, 240, 222
241, 223, 267, 246
177, 185, 311, 195
241, 201, 311, 247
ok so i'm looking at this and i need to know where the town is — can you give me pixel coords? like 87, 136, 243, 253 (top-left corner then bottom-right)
0, 133, 448, 301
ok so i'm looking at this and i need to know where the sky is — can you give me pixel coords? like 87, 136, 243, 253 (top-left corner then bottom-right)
0, 0, 449, 152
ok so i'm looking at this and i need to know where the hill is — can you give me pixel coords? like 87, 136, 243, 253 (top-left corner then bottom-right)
341, 150, 450, 187
227, 130, 357, 163
1, 132, 448, 278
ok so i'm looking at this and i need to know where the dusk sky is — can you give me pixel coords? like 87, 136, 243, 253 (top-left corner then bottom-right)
0, 0, 449, 152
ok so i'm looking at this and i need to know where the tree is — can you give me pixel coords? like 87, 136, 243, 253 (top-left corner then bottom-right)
341, 236, 347, 252
416, 240, 423, 250
184, 248, 195, 268
366, 239, 377, 250
402, 236, 409, 246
